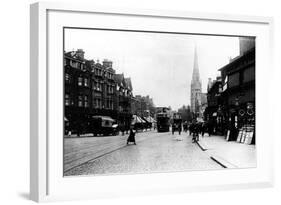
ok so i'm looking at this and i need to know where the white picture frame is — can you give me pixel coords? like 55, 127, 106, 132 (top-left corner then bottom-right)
30, 2, 274, 202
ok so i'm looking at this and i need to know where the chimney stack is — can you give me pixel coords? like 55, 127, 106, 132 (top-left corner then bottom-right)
76, 49, 85, 59
102, 59, 113, 68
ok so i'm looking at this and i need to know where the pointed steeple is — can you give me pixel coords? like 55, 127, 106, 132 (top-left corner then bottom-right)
192, 45, 200, 83
190, 44, 202, 115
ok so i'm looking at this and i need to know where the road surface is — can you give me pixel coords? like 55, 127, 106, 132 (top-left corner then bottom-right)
64, 130, 222, 176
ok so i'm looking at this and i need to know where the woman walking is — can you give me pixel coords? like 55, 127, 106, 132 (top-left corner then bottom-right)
127, 128, 137, 145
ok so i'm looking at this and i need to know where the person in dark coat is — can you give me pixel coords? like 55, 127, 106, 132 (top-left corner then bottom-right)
190, 120, 199, 142
207, 121, 213, 136
178, 122, 182, 135
127, 128, 136, 145
201, 122, 207, 137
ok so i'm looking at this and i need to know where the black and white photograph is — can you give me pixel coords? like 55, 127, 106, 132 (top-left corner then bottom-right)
63, 28, 256, 177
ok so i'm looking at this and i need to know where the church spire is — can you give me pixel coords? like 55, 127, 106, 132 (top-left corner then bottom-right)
192, 45, 200, 82
190, 44, 202, 115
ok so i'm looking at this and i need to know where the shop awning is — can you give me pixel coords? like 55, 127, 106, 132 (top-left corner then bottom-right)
144, 116, 156, 123
132, 115, 146, 124
92, 115, 115, 122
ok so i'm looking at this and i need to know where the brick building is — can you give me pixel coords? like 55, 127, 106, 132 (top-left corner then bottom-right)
64, 49, 133, 135
115, 74, 133, 131
204, 37, 255, 141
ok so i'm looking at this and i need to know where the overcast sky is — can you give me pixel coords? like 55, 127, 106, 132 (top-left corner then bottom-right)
65, 28, 240, 110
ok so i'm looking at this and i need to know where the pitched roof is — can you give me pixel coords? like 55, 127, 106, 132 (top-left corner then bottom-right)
114, 73, 124, 85
125, 77, 133, 90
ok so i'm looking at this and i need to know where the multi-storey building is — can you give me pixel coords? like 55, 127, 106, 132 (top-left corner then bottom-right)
219, 38, 255, 136
204, 76, 224, 134
132, 95, 155, 117
64, 49, 133, 135
115, 74, 133, 131
64, 49, 92, 134
205, 37, 256, 141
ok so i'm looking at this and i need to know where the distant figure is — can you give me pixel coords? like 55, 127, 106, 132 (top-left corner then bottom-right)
190, 120, 199, 142
207, 121, 213, 136
178, 122, 182, 135
121, 125, 125, 136
201, 122, 207, 137
127, 128, 136, 145
183, 121, 188, 132
172, 123, 176, 135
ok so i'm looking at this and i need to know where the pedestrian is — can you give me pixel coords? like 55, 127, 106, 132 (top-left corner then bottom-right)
127, 128, 137, 145
194, 123, 200, 142
178, 122, 182, 135
201, 122, 206, 137
207, 121, 213, 136
189, 122, 194, 136
190, 120, 198, 142
183, 121, 188, 132
172, 123, 176, 135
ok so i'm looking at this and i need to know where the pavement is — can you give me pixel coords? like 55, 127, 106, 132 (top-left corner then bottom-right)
64, 130, 221, 176
195, 134, 256, 169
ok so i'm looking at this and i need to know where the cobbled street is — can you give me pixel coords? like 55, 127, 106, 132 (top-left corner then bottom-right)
64, 130, 222, 176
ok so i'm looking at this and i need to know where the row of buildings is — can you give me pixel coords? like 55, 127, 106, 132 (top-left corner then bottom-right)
204, 37, 255, 142
64, 49, 155, 135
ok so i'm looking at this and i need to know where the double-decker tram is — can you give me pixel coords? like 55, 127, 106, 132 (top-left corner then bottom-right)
156, 108, 170, 132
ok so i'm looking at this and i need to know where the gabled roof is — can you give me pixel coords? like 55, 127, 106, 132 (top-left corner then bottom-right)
125, 77, 133, 90
218, 47, 255, 72
114, 73, 124, 85
64, 51, 85, 62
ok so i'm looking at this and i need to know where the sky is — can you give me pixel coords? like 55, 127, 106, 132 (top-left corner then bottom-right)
65, 28, 240, 110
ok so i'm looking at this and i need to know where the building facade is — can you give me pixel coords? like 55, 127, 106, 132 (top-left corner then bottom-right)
204, 76, 224, 134
132, 95, 155, 117
219, 42, 255, 141
205, 37, 255, 142
115, 74, 133, 131
64, 49, 134, 135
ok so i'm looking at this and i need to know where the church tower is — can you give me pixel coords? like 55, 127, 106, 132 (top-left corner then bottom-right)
190, 46, 202, 116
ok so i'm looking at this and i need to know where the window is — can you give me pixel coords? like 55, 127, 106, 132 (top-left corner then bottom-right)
78, 96, 83, 107
65, 58, 70, 66
228, 73, 240, 88
97, 83, 102, 91
65, 94, 70, 106
78, 77, 83, 86
99, 99, 102, 108
84, 78, 89, 87
65, 73, 71, 83
80, 64, 84, 70
243, 66, 255, 83
70, 60, 78, 68
96, 69, 102, 76
84, 96, 89, 107
108, 85, 113, 94
95, 98, 102, 108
